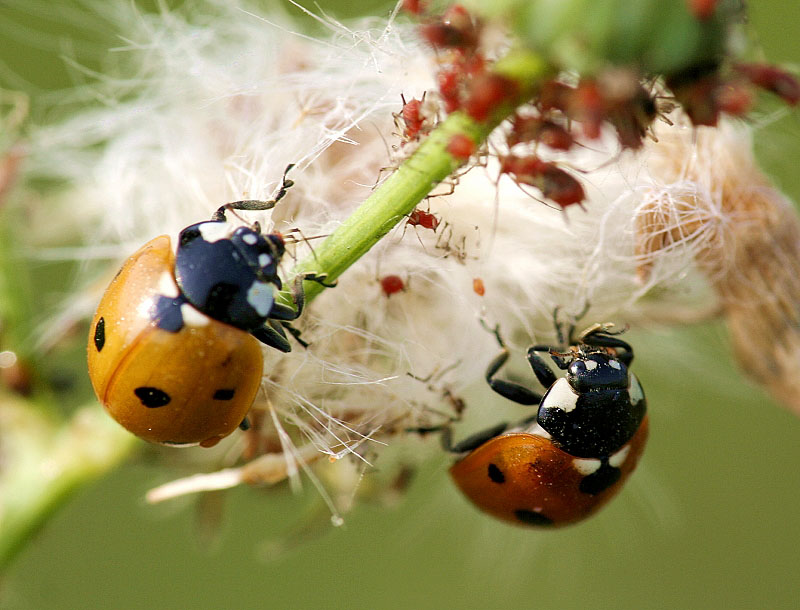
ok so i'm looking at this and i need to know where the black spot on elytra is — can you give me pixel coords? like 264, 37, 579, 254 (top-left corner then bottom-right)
579, 461, 621, 495
487, 463, 505, 484
134, 386, 171, 408
213, 388, 235, 400
93, 317, 106, 351
514, 509, 554, 526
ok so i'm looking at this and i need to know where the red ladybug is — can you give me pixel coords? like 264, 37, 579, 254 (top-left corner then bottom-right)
447, 322, 648, 526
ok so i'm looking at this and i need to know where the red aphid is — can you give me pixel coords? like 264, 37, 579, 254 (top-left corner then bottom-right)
570, 79, 606, 139
380, 275, 406, 297
605, 85, 657, 149
537, 165, 586, 208
715, 80, 754, 116
419, 4, 478, 50
407, 208, 440, 231
508, 115, 573, 151
538, 80, 575, 113
464, 73, 518, 122
402, 0, 426, 16
401, 94, 427, 141
668, 73, 723, 126
501, 155, 585, 209
686, 0, 719, 20
735, 63, 800, 106
437, 66, 464, 113
447, 133, 476, 160
472, 277, 485, 297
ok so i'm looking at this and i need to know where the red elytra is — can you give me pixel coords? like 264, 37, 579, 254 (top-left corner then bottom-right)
450, 418, 649, 527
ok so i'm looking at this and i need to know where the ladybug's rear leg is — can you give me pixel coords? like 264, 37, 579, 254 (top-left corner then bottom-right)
444, 422, 510, 454
407, 422, 509, 454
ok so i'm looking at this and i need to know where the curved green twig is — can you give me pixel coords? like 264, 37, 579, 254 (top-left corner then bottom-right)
285, 49, 551, 303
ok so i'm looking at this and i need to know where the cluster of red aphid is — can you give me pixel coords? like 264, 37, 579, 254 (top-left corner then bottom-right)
401, 2, 800, 211
667, 61, 800, 126
498, 76, 664, 209
409, 3, 519, 123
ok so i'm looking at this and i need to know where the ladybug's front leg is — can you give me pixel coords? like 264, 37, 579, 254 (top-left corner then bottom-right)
211, 164, 296, 222
251, 319, 292, 353
525, 347, 558, 387
580, 330, 634, 366
260, 273, 334, 350
270, 272, 334, 323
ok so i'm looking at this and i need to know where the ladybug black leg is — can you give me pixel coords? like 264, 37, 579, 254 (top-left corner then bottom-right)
303, 272, 337, 289
526, 347, 557, 387
485, 345, 543, 406
447, 422, 510, 453
211, 164, 296, 221
558, 302, 590, 345
581, 330, 634, 366
270, 272, 335, 323
280, 322, 309, 349
531, 344, 571, 370
262, 272, 333, 349
481, 322, 543, 405
251, 319, 292, 353
407, 422, 509, 454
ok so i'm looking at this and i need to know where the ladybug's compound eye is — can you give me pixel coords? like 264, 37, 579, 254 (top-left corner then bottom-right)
566, 353, 628, 393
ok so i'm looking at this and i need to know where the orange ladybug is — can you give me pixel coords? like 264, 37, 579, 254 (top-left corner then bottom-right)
447, 322, 648, 526
88, 167, 331, 447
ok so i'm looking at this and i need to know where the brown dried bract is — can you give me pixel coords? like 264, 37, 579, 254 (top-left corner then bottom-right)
635, 122, 800, 415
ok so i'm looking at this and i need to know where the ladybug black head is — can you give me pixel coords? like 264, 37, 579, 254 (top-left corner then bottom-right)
566, 352, 628, 393
229, 227, 283, 280
174, 220, 284, 330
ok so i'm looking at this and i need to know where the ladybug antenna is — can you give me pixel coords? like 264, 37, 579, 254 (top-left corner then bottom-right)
281, 227, 329, 265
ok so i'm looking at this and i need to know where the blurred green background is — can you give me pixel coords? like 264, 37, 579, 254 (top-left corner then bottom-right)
2, 1, 800, 608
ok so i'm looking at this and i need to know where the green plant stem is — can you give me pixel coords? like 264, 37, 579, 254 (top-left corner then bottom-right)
285, 49, 551, 304
0, 399, 138, 570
